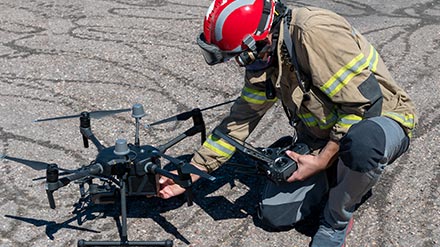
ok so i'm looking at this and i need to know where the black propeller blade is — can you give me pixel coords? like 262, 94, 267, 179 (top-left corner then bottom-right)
146, 99, 235, 127
33, 108, 131, 123
32, 171, 74, 181
0, 154, 74, 172
147, 111, 193, 127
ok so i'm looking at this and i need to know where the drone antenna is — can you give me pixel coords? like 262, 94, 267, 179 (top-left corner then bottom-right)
114, 139, 130, 156
131, 104, 146, 147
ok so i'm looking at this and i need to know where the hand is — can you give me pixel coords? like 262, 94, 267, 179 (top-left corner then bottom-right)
158, 174, 186, 199
157, 163, 207, 199
286, 140, 339, 183
285, 150, 326, 182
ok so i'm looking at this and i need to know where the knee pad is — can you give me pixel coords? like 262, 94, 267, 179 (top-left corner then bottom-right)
339, 119, 387, 173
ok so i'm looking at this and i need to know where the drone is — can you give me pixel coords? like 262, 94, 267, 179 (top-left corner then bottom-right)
1, 99, 310, 246
1, 100, 234, 247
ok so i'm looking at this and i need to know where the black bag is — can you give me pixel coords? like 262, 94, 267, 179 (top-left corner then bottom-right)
257, 171, 328, 230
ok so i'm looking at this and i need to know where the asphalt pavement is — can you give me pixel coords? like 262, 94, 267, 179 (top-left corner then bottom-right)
0, 0, 439, 246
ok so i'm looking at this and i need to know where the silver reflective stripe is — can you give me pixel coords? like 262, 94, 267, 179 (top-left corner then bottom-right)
216, 0, 256, 51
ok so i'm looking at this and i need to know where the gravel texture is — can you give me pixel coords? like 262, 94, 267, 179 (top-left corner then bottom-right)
0, 0, 439, 247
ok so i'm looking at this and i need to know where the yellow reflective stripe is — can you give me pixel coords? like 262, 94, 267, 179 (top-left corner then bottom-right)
368, 45, 379, 72
241, 86, 277, 104
318, 110, 338, 129
338, 114, 363, 129
383, 112, 416, 129
298, 110, 338, 130
321, 53, 368, 97
203, 134, 236, 158
321, 45, 379, 98
241, 87, 266, 104
298, 112, 318, 127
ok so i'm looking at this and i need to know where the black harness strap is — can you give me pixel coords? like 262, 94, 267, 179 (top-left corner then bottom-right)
282, 9, 310, 95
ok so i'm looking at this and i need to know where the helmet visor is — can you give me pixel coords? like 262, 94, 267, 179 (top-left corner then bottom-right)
197, 33, 239, 65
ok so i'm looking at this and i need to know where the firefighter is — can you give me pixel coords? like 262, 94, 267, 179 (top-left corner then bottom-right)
158, 0, 417, 246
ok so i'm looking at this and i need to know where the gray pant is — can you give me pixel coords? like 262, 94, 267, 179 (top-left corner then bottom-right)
258, 116, 410, 230
324, 116, 409, 229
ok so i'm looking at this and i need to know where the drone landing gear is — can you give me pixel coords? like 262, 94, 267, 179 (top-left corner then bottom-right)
77, 175, 173, 247
77, 240, 172, 247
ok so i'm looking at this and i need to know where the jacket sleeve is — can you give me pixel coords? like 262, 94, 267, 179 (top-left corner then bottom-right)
296, 11, 384, 141
191, 69, 277, 172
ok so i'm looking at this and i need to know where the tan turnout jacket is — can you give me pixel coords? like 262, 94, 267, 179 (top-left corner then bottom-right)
192, 7, 417, 172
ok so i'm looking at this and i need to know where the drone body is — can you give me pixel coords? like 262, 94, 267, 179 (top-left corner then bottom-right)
94, 144, 160, 197
2, 102, 228, 247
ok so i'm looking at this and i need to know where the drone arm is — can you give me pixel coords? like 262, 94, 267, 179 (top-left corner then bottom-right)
80, 127, 105, 151
157, 133, 186, 153
59, 164, 104, 186
46, 164, 104, 195
144, 161, 194, 205
152, 150, 215, 181
44, 163, 104, 209
148, 150, 215, 206
144, 162, 180, 181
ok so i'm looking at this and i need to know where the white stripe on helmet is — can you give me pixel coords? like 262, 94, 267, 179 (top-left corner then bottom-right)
216, 0, 257, 51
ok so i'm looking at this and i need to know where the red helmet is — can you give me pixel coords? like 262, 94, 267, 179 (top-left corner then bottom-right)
203, 0, 275, 53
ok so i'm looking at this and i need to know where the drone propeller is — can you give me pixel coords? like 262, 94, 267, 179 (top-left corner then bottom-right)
33, 108, 131, 123
32, 171, 74, 181
146, 99, 235, 127
147, 110, 193, 127
0, 154, 74, 173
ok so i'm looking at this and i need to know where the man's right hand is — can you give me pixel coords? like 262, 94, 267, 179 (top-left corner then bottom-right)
158, 176, 187, 199
157, 163, 208, 199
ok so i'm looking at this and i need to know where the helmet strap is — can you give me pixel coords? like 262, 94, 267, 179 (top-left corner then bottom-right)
256, 0, 273, 35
